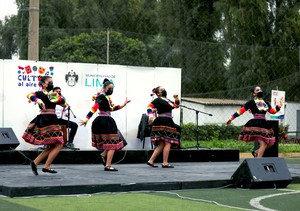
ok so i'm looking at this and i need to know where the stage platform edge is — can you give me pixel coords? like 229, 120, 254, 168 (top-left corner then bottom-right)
0, 148, 240, 164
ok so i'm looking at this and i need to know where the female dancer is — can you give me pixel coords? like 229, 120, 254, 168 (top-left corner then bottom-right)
23, 76, 66, 175
147, 86, 181, 168
226, 86, 283, 158
79, 79, 130, 171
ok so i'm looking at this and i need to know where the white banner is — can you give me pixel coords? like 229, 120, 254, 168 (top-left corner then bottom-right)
270, 90, 285, 120
0, 59, 181, 150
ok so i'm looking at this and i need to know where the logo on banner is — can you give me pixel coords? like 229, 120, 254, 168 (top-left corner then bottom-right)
65, 70, 79, 87
17, 65, 54, 87
84, 74, 115, 87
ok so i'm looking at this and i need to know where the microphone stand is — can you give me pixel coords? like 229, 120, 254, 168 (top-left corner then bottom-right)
181, 105, 213, 150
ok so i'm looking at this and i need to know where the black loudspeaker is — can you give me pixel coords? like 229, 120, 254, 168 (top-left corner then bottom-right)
254, 120, 279, 157
0, 128, 20, 150
231, 158, 292, 189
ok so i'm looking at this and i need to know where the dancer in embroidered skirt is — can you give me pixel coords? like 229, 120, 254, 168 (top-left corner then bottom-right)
23, 76, 66, 175
79, 79, 130, 171
147, 86, 181, 168
226, 86, 283, 158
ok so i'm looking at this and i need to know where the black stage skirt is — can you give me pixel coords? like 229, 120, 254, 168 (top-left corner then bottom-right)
151, 117, 180, 148
22, 114, 64, 145
91, 116, 124, 150
238, 116, 275, 144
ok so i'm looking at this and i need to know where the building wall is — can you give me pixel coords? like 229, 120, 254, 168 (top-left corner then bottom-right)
181, 100, 299, 135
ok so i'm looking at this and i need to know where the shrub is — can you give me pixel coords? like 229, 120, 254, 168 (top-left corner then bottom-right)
180, 123, 300, 153
180, 123, 241, 141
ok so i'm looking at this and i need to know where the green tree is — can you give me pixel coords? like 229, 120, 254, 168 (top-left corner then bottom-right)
269, 0, 300, 101
216, 0, 271, 92
217, 0, 300, 100
15, 0, 159, 63
10, 0, 300, 101
16, 0, 74, 59
41, 31, 150, 66
0, 17, 18, 59
155, 0, 226, 95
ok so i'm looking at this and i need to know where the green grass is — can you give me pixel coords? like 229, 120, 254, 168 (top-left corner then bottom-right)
0, 193, 235, 211
288, 184, 300, 190
180, 139, 300, 153
1, 184, 300, 211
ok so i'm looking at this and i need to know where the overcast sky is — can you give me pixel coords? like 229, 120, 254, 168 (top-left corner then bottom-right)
0, 0, 18, 21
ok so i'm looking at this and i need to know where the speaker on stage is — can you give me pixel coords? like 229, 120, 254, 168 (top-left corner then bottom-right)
231, 158, 292, 189
0, 128, 19, 150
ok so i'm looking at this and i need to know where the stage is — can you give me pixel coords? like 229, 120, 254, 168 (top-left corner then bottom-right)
1, 161, 300, 198
1, 148, 299, 197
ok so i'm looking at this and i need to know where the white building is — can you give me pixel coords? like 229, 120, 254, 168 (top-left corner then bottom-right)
181, 97, 300, 138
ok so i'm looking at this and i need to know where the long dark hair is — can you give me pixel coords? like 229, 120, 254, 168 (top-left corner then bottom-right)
102, 78, 113, 88
38, 75, 52, 87
154, 86, 161, 95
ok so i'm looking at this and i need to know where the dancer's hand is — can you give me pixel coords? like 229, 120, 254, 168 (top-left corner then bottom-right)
226, 120, 232, 126
123, 98, 131, 107
148, 117, 153, 125
126, 98, 131, 104
52, 91, 58, 96
37, 99, 46, 110
79, 120, 87, 127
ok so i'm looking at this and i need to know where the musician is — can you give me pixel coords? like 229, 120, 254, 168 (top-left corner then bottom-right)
53, 87, 78, 149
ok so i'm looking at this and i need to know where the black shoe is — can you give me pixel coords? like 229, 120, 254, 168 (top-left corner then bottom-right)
65, 143, 74, 148
42, 168, 57, 174
100, 155, 106, 166
162, 164, 174, 168
147, 162, 158, 168
37, 145, 48, 150
30, 161, 38, 175
64, 143, 80, 151
252, 151, 257, 158
104, 166, 118, 171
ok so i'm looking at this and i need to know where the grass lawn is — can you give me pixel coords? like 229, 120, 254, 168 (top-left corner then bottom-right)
180, 139, 300, 153
1, 184, 299, 211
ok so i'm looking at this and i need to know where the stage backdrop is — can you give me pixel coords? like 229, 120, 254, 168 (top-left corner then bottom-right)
0, 59, 181, 150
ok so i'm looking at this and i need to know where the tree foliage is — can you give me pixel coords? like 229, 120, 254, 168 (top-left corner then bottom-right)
155, 0, 226, 94
0, 17, 18, 59
41, 31, 150, 66
1, 0, 300, 100
216, 0, 300, 100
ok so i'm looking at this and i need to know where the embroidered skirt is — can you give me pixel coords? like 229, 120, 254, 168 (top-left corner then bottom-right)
91, 116, 124, 150
238, 117, 275, 144
22, 114, 64, 145
150, 116, 181, 148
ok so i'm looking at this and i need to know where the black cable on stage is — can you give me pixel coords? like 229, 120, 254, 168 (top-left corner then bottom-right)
10, 147, 33, 164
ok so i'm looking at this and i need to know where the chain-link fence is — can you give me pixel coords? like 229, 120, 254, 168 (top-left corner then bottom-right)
10, 13, 295, 139
36, 27, 300, 138
119, 29, 300, 138
39, 27, 300, 95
